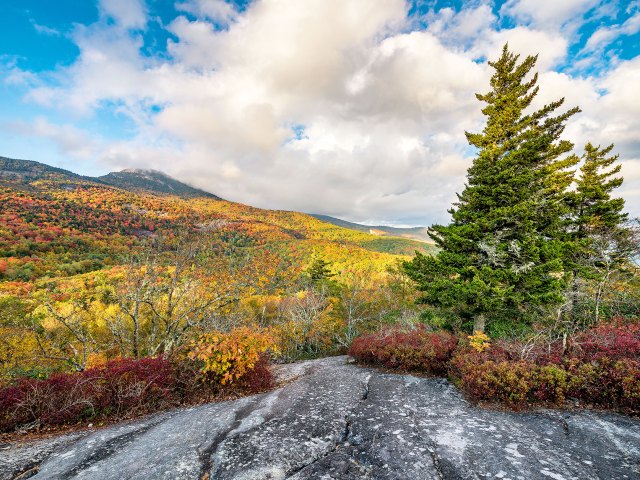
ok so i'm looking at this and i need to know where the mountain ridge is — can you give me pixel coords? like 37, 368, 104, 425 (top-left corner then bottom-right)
309, 214, 432, 243
0, 156, 220, 199
1, 157, 428, 234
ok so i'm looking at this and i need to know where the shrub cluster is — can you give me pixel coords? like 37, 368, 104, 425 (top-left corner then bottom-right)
186, 328, 275, 385
571, 322, 640, 362
350, 323, 640, 415
452, 346, 639, 413
349, 325, 458, 376
0, 350, 274, 434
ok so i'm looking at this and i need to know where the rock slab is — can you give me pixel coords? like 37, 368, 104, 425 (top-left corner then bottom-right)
1, 356, 639, 479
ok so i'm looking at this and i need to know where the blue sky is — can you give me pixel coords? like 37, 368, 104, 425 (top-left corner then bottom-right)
1, 0, 639, 225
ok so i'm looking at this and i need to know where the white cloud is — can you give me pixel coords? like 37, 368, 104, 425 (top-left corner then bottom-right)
424, 4, 497, 45
176, 0, 238, 25
10, 0, 640, 225
500, 0, 599, 32
31, 22, 61, 36
470, 26, 569, 70
99, 0, 147, 30
7, 118, 98, 160
584, 11, 640, 52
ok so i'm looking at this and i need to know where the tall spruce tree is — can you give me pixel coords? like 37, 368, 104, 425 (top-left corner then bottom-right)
565, 143, 628, 325
404, 45, 580, 334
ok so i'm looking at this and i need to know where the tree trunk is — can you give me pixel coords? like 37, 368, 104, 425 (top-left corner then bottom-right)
473, 314, 486, 334
568, 270, 578, 326
594, 283, 603, 326
132, 303, 140, 359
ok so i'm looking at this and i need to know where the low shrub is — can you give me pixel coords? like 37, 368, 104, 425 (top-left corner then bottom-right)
236, 353, 275, 392
350, 322, 640, 415
448, 347, 533, 408
531, 364, 569, 405
566, 357, 640, 412
570, 323, 640, 362
0, 357, 180, 433
349, 325, 458, 376
0, 346, 275, 434
185, 328, 276, 385
449, 341, 640, 414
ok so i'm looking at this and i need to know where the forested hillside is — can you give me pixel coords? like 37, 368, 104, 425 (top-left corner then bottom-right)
309, 214, 433, 243
0, 157, 429, 385
0, 157, 433, 282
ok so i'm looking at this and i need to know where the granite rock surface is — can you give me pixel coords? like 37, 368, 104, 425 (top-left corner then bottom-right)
2, 356, 639, 480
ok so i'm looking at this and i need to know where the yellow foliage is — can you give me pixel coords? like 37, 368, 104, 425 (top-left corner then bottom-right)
468, 331, 491, 352
187, 328, 276, 385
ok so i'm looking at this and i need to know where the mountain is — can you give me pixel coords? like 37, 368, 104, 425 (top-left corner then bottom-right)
0, 156, 434, 283
0, 156, 85, 182
99, 169, 221, 199
310, 214, 433, 243
0, 157, 218, 199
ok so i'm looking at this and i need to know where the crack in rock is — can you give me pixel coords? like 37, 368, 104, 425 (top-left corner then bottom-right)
57, 419, 166, 480
427, 443, 445, 480
361, 375, 371, 401
541, 411, 571, 435
284, 415, 353, 479
11, 464, 40, 480
406, 406, 444, 480
203, 396, 264, 479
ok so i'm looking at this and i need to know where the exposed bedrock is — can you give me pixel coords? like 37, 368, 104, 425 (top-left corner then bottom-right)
2, 356, 638, 480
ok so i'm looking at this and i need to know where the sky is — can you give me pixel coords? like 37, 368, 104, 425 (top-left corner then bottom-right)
0, 0, 639, 226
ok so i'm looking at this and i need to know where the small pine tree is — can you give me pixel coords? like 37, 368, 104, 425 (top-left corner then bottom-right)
565, 143, 629, 326
573, 143, 626, 234
306, 254, 336, 284
404, 44, 580, 334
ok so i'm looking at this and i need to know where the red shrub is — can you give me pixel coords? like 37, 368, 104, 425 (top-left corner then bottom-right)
349, 326, 458, 375
570, 323, 640, 362
0, 354, 274, 433
566, 357, 640, 413
94, 357, 178, 415
236, 354, 275, 392
450, 342, 640, 414
530, 364, 569, 405
448, 347, 534, 408
0, 357, 182, 433
350, 322, 640, 415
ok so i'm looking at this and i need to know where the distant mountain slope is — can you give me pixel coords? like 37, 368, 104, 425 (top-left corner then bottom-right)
0, 157, 85, 182
310, 214, 433, 243
99, 169, 220, 199
0, 157, 219, 199
0, 156, 435, 282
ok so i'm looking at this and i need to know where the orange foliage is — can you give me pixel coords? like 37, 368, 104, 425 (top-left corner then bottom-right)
186, 328, 276, 385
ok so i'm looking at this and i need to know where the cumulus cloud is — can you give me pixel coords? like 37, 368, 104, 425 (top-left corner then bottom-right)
99, 0, 147, 29
9, 0, 640, 225
175, 0, 238, 25
500, 0, 599, 32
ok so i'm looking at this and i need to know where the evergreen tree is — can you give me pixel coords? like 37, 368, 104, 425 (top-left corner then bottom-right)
573, 143, 626, 234
564, 143, 628, 326
404, 45, 579, 334
305, 254, 336, 284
